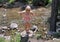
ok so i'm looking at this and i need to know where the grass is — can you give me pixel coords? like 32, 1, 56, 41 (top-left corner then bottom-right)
0, 37, 5, 42
10, 30, 21, 42
0, 31, 21, 42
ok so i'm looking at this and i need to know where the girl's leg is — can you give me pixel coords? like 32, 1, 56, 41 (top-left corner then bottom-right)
24, 22, 31, 30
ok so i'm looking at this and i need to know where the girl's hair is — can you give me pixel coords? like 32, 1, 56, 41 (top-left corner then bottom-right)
25, 5, 31, 10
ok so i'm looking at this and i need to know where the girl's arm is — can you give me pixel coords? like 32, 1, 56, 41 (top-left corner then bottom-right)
30, 11, 36, 20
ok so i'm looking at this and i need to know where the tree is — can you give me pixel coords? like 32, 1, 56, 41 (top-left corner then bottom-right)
50, 0, 58, 32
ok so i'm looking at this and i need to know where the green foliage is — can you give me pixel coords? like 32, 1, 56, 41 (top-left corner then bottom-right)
0, 37, 5, 42
20, 0, 32, 4
32, 0, 41, 6
35, 34, 42, 40
14, 32, 21, 42
49, 0, 52, 3
8, 0, 15, 3
10, 30, 16, 42
0, 0, 7, 3
0, 0, 3, 3
0, 0, 52, 6
0, 0, 15, 3
10, 30, 21, 42
32, 0, 52, 6
53, 32, 60, 38
18, 0, 28, 4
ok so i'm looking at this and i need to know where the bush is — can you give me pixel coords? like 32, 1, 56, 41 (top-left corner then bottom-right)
32, 0, 50, 6
53, 32, 60, 38
0, 0, 7, 3
16, 0, 28, 4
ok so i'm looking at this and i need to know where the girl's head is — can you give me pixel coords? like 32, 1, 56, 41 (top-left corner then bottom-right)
25, 5, 31, 13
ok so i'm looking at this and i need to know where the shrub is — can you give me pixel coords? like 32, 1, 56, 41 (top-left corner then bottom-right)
32, 0, 50, 6
53, 32, 60, 38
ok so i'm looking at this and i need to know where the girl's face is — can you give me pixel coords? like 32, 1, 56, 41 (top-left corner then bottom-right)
26, 9, 30, 13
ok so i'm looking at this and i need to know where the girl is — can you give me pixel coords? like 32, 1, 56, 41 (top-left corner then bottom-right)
18, 5, 34, 30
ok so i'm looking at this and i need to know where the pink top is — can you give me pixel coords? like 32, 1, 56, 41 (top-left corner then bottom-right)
23, 13, 31, 22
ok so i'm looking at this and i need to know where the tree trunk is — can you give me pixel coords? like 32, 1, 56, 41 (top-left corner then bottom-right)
50, 0, 58, 32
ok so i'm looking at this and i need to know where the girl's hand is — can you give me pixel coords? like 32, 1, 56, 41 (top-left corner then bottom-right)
18, 12, 21, 14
